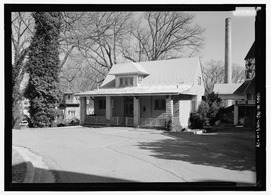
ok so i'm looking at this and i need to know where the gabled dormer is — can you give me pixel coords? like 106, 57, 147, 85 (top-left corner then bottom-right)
244, 42, 255, 80
109, 62, 149, 88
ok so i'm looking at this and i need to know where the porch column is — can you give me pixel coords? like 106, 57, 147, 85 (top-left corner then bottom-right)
134, 96, 140, 127
234, 104, 239, 125
80, 97, 87, 125
166, 95, 173, 120
106, 96, 111, 126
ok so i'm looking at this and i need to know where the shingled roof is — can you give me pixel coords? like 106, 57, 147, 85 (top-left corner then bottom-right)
76, 57, 201, 96
213, 83, 242, 94
245, 42, 255, 60
102, 57, 199, 88
109, 62, 149, 76
234, 78, 255, 95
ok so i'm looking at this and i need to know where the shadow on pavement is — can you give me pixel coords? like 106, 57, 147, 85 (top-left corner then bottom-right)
137, 133, 255, 172
54, 169, 135, 183
12, 163, 135, 183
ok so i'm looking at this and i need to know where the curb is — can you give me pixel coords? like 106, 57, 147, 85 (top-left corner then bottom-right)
13, 146, 56, 183
13, 146, 35, 183
23, 161, 35, 183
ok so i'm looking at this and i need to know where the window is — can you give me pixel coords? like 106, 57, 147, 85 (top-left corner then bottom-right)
67, 95, 71, 100
99, 99, 106, 109
154, 99, 166, 110
129, 77, 133, 86
119, 77, 133, 87
68, 110, 75, 116
138, 76, 142, 84
198, 76, 201, 85
120, 78, 123, 86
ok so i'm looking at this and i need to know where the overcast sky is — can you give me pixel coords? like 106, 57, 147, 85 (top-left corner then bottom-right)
191, 11, 255, 67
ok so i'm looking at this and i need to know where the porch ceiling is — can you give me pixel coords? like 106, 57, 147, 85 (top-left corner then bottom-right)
75, 84, 194, 97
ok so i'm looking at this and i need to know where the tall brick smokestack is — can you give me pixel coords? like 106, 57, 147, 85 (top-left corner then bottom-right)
224, 18, 232, 84
224, 18, 232, 107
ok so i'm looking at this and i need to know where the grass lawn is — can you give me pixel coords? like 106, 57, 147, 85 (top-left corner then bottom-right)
12, 148, 27, 183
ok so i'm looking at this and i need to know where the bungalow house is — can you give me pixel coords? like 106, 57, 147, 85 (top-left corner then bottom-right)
75, 57, 205, 128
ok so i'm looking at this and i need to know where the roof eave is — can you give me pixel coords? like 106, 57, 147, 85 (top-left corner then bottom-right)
109, 72, 149, 76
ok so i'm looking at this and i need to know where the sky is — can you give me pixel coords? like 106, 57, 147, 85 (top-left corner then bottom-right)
191, 11, 255, 67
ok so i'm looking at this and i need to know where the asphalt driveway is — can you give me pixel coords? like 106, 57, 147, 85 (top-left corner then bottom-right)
12, 126, 256, 183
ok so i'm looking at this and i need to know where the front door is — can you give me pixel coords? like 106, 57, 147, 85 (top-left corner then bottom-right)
124, 97, 134, 117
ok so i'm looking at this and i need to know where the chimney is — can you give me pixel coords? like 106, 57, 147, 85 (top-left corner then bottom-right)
224, 18, 232, 107
224, 18, 232, 84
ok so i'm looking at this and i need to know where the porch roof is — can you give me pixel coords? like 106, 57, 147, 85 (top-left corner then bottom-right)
75, 84, 193, 97
213, 83, 242, 95
233, 78, 255, 95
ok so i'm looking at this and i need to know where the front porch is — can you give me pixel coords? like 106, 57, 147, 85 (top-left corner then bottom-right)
79, 95, 195, 128
233, 101, 255, 126
83, 116, 168, 127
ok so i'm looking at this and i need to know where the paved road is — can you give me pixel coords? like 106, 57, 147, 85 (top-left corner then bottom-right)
12, 126, 256, 183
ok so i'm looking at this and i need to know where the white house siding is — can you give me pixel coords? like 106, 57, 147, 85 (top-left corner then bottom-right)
179, 100, 191, 128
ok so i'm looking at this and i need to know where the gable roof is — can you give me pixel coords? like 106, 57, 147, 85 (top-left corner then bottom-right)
76, 57, 201, 96
102, 57, 199, 88
109, 62, 149, 76
213, 83, 242, 94
245, 42, 255, 60
234, 78, 255, 95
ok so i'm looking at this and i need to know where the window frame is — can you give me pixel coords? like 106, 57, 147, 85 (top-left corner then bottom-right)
119, 77, 134, 87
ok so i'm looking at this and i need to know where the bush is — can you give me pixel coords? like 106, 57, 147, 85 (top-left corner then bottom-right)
165, 118, 173, 131
190, 92, 224, 128
63, 117, 80, 126
189, 113, 204, 129
197, 101, 210, 126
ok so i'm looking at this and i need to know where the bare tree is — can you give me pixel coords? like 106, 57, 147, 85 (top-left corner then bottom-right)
59, 12, 133, 92
11, 12, 34, 128
122, 12, 205, 62
232, 63, 246, 83
202, 60, 246, 94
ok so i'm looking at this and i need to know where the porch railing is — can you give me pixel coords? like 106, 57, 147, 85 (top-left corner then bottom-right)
110, 117, 119, 126
85, 116, 106, 125
236, 100, 255, 105
125, 117, 134, 127
139, 118, 166, 127
85, 116, 177, 127
247, 100, 255, 105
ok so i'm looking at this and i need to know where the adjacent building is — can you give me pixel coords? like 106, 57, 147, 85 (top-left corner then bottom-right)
58, 91, 81, 120
214, 42, 255, 127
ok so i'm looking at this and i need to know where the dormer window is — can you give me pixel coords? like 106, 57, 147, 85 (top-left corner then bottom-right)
120, 77, 133, 87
